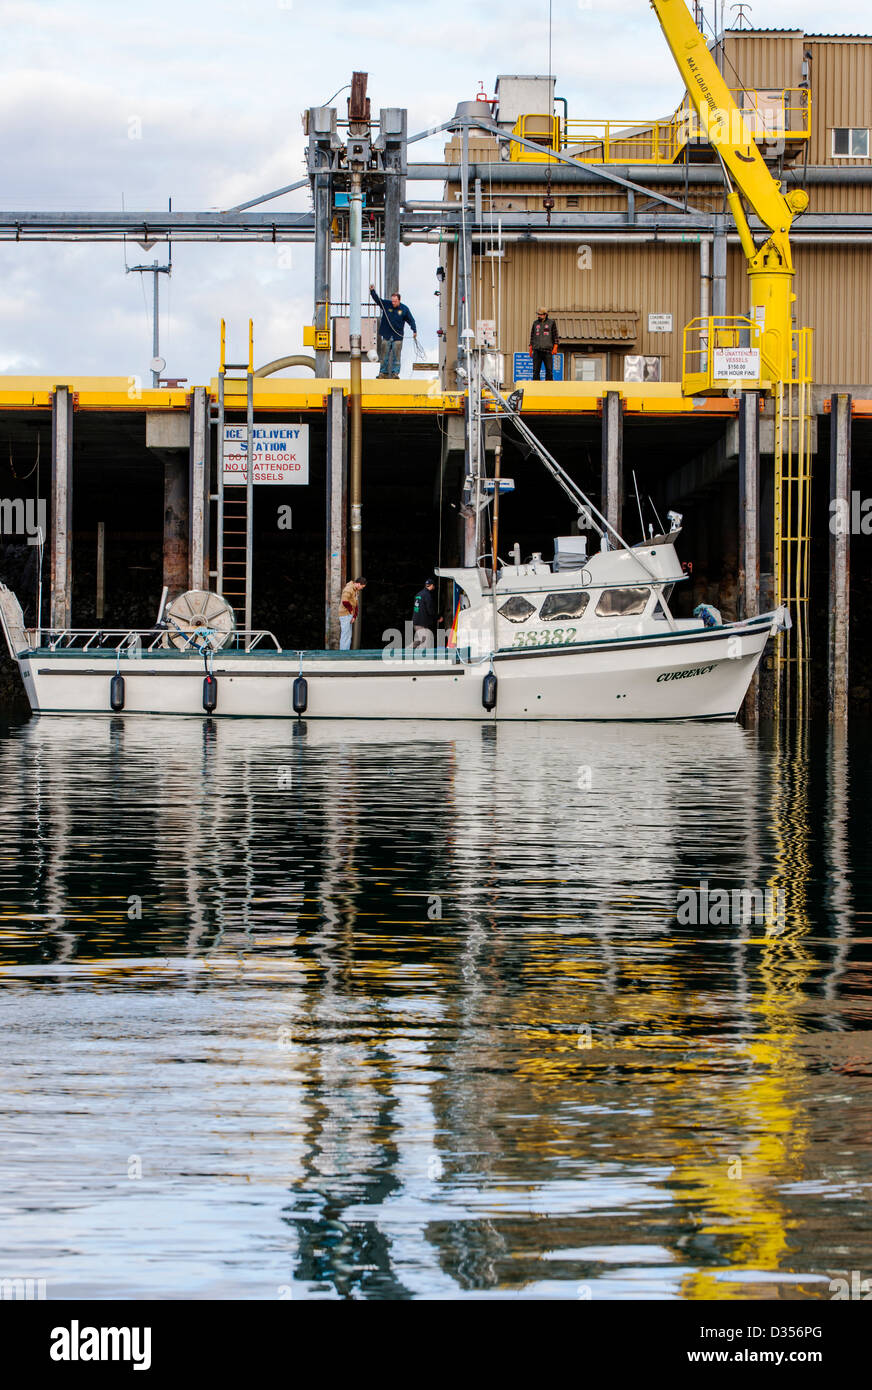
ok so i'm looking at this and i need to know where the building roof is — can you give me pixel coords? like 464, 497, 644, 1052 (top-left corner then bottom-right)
551, 309, 639, 343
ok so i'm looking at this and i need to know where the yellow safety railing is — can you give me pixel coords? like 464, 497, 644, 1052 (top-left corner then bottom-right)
523, 88, 812, 167
682, 316, 779, 397
563, 117, 683, 165
509, 114, 561, 162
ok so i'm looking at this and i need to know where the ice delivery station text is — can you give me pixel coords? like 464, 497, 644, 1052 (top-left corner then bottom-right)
223, 424, 310, 485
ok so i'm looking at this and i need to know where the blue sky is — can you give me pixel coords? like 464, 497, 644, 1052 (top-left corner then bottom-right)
0, 0, 866, 381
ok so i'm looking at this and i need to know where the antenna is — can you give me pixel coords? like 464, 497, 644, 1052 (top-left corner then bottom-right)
648, 495, 666, 534
731, 2, 752, 28
632, 470, 645, 542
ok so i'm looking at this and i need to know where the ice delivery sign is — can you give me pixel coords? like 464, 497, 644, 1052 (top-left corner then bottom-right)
223, 424, 309, 485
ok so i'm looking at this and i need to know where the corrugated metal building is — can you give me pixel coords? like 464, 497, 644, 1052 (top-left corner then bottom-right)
436, 30, 872, 393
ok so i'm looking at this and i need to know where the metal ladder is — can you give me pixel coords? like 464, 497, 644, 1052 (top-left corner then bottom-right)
211, 319, 254, 639
773, 329, 813, 722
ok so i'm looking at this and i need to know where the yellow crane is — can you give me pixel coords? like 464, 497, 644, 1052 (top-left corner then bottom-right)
650, 0, 812, 716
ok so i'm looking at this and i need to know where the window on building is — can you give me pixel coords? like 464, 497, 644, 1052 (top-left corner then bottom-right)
623, 355, 662, 382
572, 353, 607, 381
833, 127, 870, 157
595, 587, 650, 617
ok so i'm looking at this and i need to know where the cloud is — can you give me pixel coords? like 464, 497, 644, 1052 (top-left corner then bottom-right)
0, 0, 867, 377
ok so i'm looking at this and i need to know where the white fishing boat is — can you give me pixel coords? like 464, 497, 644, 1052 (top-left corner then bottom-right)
0, 535, 787, 724
0, 379, 788, 723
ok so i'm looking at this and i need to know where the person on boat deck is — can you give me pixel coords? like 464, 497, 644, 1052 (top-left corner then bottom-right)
529, 306, 559, 381
412, 577, 440, 650
339, 577, 366, 650
369, 284, 417, 379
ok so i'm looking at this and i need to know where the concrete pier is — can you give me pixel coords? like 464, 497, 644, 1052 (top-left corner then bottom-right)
601, 391, 623, 537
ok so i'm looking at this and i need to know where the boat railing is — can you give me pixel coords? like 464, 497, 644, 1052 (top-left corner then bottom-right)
33, 627, 282, 654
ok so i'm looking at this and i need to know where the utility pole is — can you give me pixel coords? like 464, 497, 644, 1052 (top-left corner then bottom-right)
126, 256, 171, 385
126, 203, 173, 386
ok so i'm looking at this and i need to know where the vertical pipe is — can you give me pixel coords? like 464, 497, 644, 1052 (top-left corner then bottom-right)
712, 225, 727, 319
313, 171, 332, 378
152, 265, 160, 387
189, 386, 208, 591
50, 385, 73, 631
738, 391, 760, 723
96, 521, 105, 623
601, 390, 623, 538
349, 170, 363, 647
829, 393, 851, 723
699, 236, 711, 374
325, 386, 348, 648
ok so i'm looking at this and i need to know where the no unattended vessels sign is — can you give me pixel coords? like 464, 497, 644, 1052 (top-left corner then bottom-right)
223, 423, 309, 485
712, 347, 760, 380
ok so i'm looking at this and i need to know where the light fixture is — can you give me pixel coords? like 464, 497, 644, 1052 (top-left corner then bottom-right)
666, 510, 683, 532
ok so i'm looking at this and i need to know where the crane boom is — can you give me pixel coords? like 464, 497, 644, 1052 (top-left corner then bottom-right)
649, 0, 809, 381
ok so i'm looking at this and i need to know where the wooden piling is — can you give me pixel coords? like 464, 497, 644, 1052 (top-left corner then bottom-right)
829, 392, 852, 723
50, 385, 73, 631
325, 387, 348, 648
188, 387, 209, 591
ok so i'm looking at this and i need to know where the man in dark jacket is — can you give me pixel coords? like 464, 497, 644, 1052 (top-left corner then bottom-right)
369, 284, 417, 379
529, 306, 559, 380
412, 577, 439, 649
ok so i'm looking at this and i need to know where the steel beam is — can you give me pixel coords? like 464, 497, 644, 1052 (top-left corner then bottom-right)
381, 107, 407, 299
188, 387, 209, 591
50, 386, 73, 630
601, 391, 623, 537
829, 393, 852, 723
325, 387, 348, 648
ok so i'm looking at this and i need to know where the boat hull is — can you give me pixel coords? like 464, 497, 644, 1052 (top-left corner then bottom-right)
14, 616, 776, 722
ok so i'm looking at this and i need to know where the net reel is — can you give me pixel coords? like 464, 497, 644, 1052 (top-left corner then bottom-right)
161, 590, 236, 652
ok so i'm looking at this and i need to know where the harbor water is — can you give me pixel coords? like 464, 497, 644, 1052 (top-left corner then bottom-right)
1, 714, 870, 1300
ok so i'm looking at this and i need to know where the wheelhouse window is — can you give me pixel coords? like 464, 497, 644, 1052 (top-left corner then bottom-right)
832, 127, 870, 158
497, 595, 537, 623
540, 591, 590, 621
595, 586, 650, 617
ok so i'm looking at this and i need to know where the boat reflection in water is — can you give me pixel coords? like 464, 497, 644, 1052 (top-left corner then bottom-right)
0, 715, 866, 1300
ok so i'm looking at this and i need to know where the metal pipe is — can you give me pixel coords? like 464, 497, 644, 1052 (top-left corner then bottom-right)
417, 164, 872, 186
404, 229, 872, 245
349, 170, 363, 647
699, 236, 711, 318
254, 355, 317, 377
152, 265, 160, 387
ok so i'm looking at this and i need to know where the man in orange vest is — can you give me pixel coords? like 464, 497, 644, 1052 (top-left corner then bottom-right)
339, 577, 366, 649
529, 306, 559, 380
